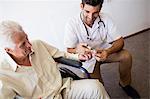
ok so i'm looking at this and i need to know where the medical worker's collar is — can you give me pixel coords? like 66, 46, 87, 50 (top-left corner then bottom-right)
80, 12, 105, 41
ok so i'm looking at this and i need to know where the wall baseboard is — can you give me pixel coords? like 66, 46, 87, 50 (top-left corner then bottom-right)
124, 28, 150, 39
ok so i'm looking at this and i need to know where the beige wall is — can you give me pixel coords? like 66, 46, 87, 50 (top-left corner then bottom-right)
102, 0, 149, 37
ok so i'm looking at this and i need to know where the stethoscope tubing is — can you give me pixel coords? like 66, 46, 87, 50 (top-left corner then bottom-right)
80, 12, 105, 40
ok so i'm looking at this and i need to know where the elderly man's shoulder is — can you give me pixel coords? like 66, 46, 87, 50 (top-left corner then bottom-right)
31, 40, 48, 47
31, 40, 56, 50
31, 40, 43, 44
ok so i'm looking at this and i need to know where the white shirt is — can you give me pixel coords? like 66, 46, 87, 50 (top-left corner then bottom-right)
64, 13, 122, 73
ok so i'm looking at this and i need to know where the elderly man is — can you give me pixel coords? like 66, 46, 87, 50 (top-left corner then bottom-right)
0, 20, 109, 99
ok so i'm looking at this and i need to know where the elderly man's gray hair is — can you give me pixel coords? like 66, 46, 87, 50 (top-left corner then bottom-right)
0, 20, 24, 50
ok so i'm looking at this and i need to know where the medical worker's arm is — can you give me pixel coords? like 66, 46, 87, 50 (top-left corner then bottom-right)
106, 37, 124, 55
95, 37, 124, 61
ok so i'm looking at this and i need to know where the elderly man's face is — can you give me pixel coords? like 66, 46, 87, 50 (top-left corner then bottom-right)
9, 32, 32, 59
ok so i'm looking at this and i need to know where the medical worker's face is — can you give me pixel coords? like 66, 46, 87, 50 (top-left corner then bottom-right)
80, 3, 101, 27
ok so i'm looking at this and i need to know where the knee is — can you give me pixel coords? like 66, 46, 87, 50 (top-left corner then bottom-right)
85, 80, 109, 98
76, 79, 103, 91
85, 80, 103, 91
120, 49, 132, 61
90, 80, 103, 90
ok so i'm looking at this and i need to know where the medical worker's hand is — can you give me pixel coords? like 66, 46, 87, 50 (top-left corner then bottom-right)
76, 43, 91, 54
95, 49, 109, 62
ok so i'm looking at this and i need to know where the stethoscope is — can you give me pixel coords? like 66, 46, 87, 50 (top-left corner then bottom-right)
80, 12, 105, 41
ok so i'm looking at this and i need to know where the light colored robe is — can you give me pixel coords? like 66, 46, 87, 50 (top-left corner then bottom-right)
0, 40, 78, 99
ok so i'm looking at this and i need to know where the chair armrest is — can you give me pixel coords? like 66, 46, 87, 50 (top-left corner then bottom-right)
54, 57, 82, 68
54, 57, 91, 79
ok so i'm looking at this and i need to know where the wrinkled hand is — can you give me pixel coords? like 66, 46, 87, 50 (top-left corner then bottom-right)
78, 52, 92, 61
95, 49, 108, 62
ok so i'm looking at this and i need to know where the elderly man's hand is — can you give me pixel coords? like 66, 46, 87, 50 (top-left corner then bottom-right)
76, 43, 93, 61
78, 52, 92, 61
